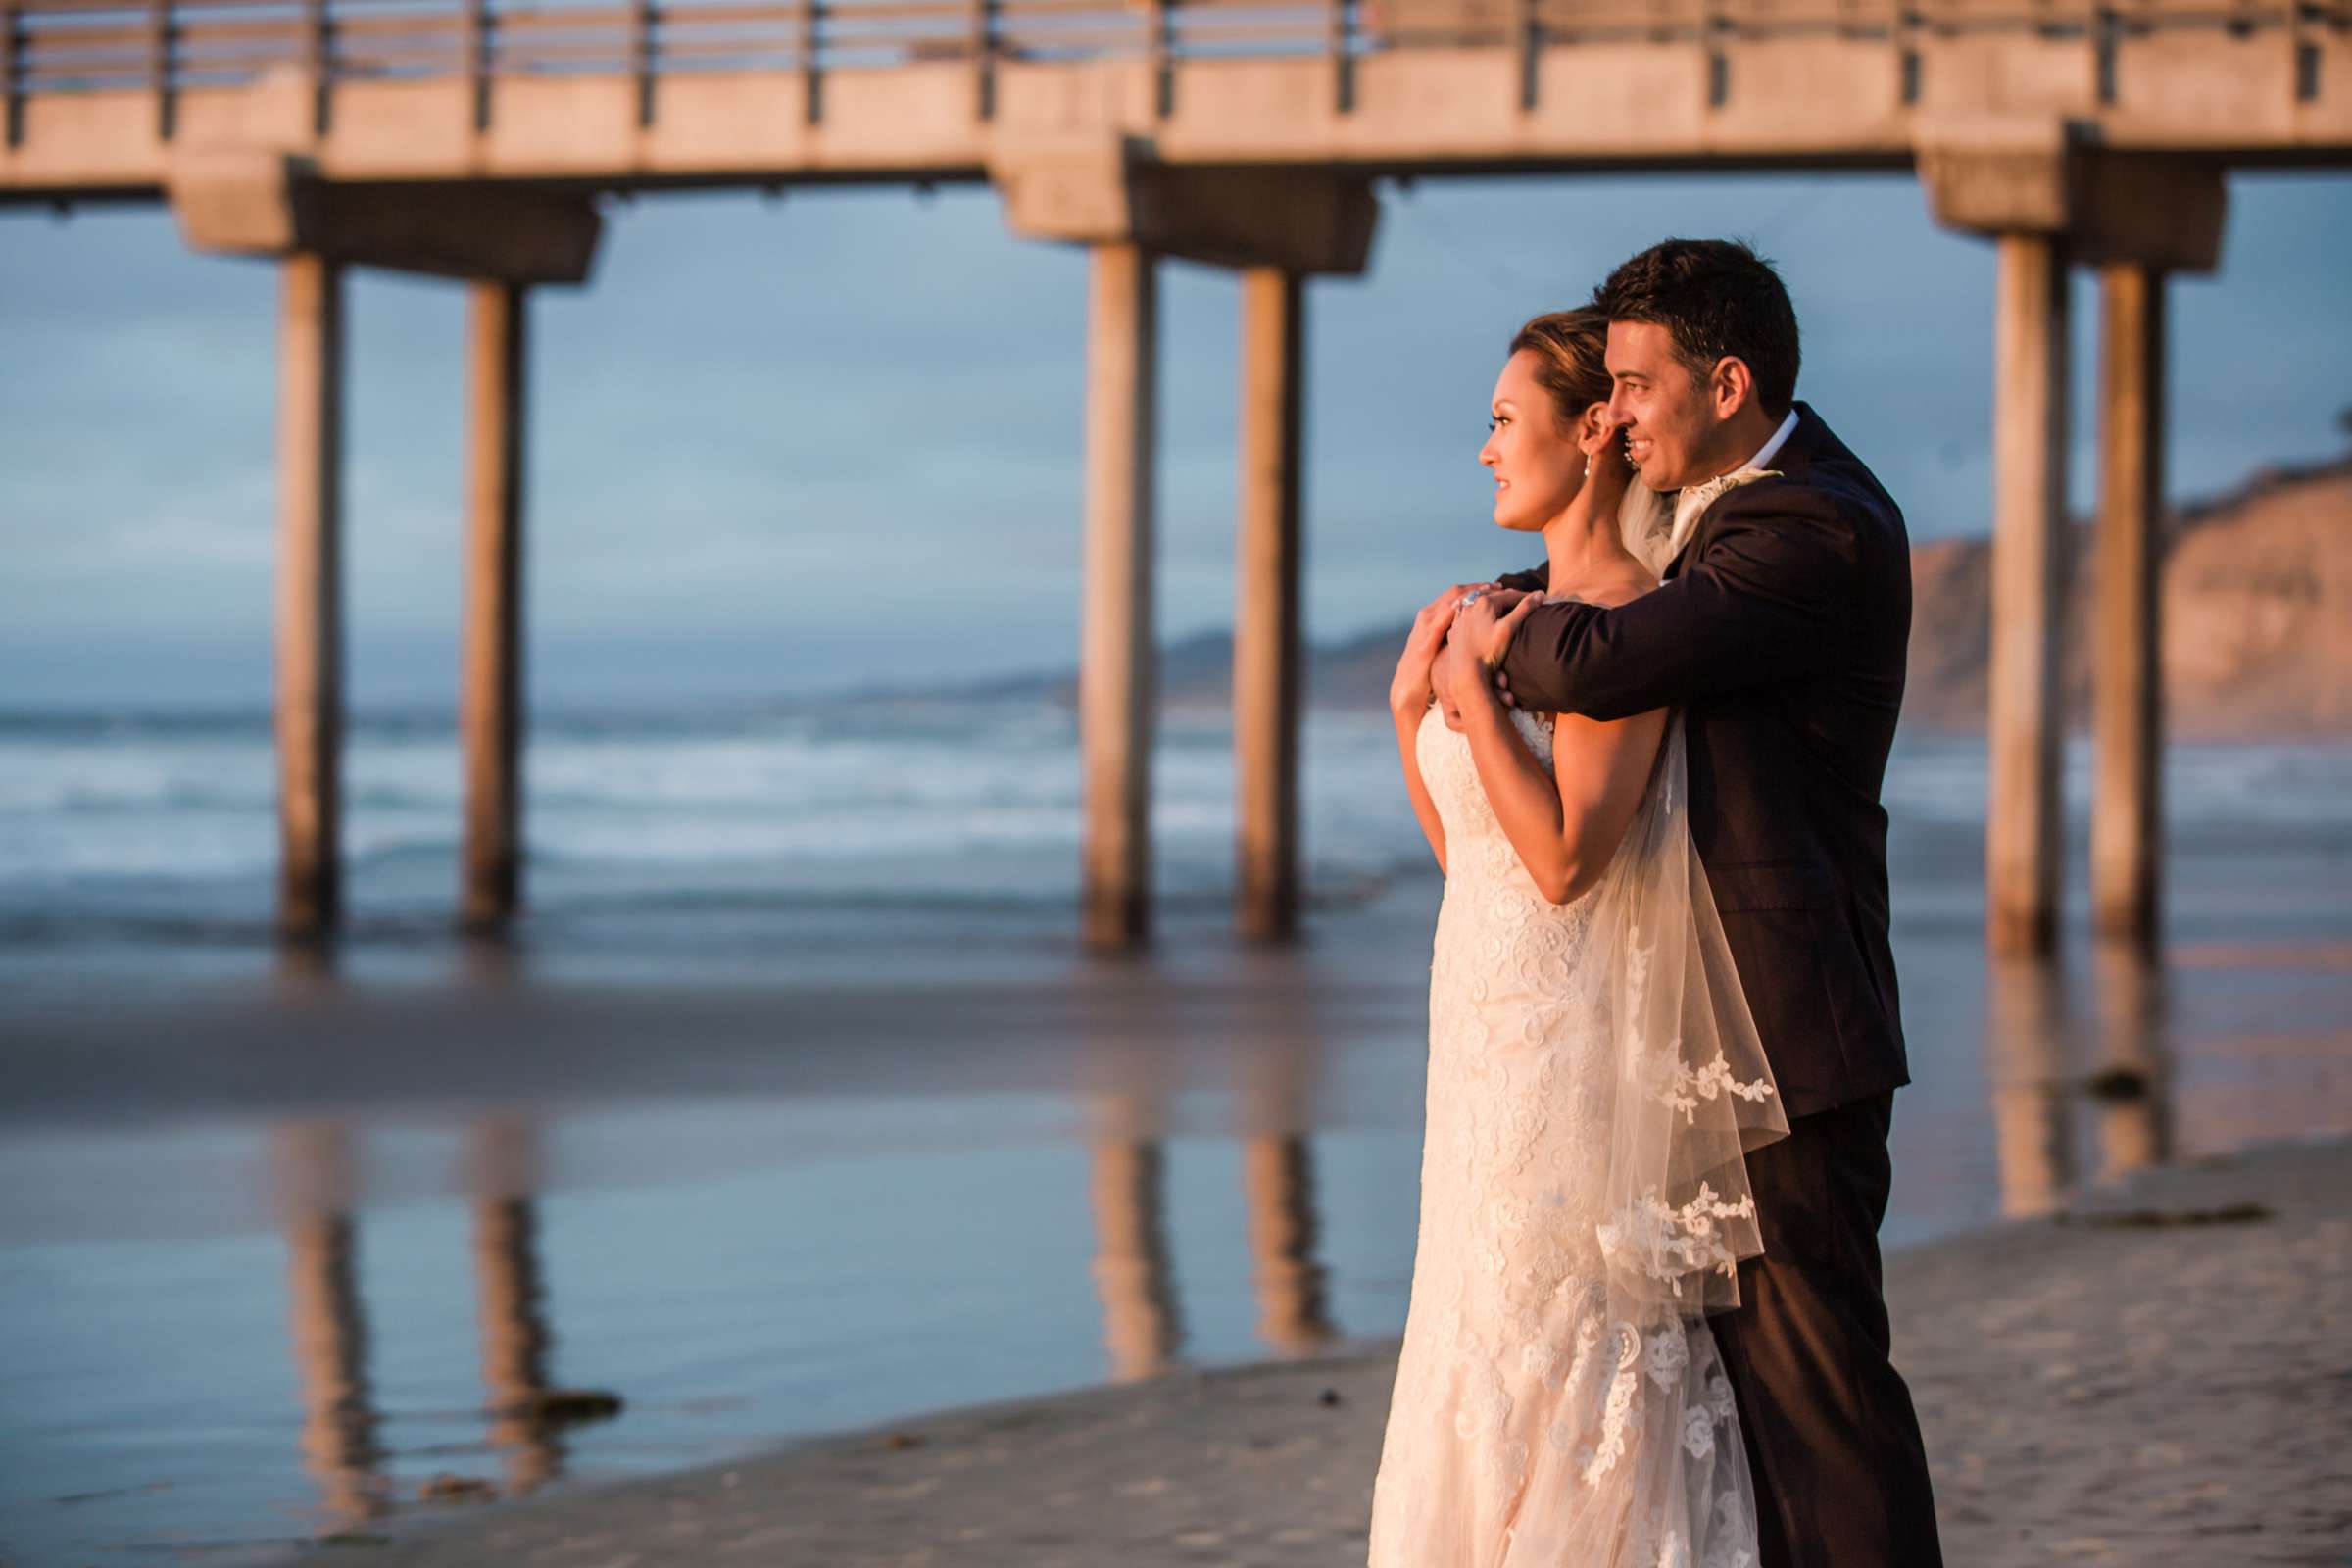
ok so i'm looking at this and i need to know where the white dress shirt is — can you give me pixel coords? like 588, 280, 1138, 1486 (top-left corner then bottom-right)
1666, 407, 1801, 564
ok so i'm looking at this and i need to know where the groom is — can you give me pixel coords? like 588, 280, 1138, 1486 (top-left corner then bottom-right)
1451, 238, 1942, 1566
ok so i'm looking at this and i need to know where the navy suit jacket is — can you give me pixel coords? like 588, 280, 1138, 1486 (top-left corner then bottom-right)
1496, 401, 1911, 1118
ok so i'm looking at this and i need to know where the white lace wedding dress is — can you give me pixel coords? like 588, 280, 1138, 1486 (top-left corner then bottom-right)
1366, 701, 1788, 1568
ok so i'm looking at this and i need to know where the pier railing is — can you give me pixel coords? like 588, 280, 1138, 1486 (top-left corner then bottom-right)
2, 0, 2336, 107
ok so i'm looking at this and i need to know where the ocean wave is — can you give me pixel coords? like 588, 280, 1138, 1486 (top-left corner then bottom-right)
4, 707, 2348, 923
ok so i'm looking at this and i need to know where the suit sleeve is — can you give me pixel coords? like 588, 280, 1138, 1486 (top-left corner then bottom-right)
1496, 482, 1862, 721
1495, 561, 1548, 594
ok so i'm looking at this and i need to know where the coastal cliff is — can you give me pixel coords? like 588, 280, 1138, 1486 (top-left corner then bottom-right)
1902, 454, 2352, 738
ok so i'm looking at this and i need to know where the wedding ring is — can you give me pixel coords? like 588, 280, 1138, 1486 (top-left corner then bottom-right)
1457, 589, 1486, 611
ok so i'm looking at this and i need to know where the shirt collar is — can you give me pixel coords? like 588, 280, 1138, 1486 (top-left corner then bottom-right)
1741, 407, 1799, 475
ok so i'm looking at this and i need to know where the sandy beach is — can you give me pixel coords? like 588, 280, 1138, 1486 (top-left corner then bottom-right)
257, 1133, 2352, 1568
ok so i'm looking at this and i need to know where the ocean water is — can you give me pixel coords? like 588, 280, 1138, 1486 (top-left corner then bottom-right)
6, 697, 2350, 946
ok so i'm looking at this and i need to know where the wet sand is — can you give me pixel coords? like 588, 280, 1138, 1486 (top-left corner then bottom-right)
6, 827, 2351, 1564
268, 1134, 2350, 1568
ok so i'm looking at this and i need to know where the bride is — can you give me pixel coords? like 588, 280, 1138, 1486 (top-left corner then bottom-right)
1368, 308, 1788, 1567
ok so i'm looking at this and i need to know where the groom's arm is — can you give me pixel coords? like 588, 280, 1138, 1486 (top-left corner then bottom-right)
1494, 561, 1548, 594
1496, 481, 1862, 720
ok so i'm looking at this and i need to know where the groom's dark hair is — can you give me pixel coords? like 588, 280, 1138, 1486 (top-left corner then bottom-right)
1593, 239, 1800, 419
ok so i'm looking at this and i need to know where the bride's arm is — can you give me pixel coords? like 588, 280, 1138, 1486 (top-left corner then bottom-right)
1395, 700, 1446, 875
1435, 636, 1665, 904
1393, 588, 1477, 873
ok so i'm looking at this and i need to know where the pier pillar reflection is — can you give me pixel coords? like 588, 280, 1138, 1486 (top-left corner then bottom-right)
1242, 1134, 1334, 1354
1985, 231, 2071, 958
1085, 1092, 1181, 1380
466, 1118, 560, 1494
1234, 266, 1305, 942
461, 280, 530, 932
272, 1122, 384, 1521
1077, 242, 1160, 950
1985, 956, 2074, 1217
2091, 945, 2174, 1182
275, 253, 349, 940
2091, 262, 2168, 953
1235, 1004, 1335, 1352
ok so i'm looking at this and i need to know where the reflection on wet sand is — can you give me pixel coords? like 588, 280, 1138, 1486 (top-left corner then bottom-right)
1079, 998, 1343, 1379
1986, 956, 2074, 1218
1235, 976, 1338, 1358
272, 1123, 385, 1524
2090, 947, 2174, 1184
1243, 1135, 1335, 1356
1985, 948, 2180, 1217
1081, 1100, 1342, 1378
268, 1111, 623, 1527
466, 1119, 560, 1496
1086, 1093, 1185, 1382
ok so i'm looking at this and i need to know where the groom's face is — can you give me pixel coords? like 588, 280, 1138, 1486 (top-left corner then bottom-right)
1604, 319, 1722, 493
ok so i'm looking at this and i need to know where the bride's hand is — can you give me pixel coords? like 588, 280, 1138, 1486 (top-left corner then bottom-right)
1392, 582, 1493, 719
1451, 589, 1540, 673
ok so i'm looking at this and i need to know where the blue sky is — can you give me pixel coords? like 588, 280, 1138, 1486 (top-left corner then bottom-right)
2, 170, 2347, 708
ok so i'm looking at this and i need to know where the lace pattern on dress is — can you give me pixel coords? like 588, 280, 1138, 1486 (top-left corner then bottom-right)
1365, 704, 1787, 1567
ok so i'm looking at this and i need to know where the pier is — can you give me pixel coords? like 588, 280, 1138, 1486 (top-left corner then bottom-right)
4, 0, 2346, 950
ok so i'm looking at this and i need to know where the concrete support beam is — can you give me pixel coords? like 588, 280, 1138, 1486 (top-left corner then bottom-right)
1923, 120, 2224, 958
991, 138, 1377, 276
2091, 262, 2167, 954
1233, 266, 1304, 942
461, 280, 528, 933
275, 252, 346, 941
1985, 231, 2070, 958
1078, 242, 1158, 950
169, 152, 602, 283
1918, 117, 2228, 271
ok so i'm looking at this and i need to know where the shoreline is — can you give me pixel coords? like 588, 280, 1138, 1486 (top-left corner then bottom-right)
274, 1132, 2352, 1568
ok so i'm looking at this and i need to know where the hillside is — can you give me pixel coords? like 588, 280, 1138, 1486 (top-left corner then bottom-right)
1904, 454, 2352, 737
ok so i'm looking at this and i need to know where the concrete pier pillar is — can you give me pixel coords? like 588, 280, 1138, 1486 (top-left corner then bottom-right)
462, 280, 529, 932
1921, 128, 2224, 958
275, 253, 348, 940
1078, 242, 1158, 949
2091, 262, 2166, 953
1233, 267, 1304, 941
1985, 233, 2071, 958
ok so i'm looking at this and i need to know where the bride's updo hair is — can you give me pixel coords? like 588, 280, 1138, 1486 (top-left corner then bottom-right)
1509, 308, 1613, 433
